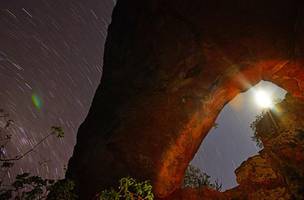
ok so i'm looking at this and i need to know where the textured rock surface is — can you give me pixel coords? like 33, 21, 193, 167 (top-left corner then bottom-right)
163, 94, 304, 199
224, 94, 304, 199
67, 0, 304, 199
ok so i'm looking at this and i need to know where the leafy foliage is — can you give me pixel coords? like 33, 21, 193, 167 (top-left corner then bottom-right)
182, 165, 222, 191
98, 177, 154, 200
0, 109, 76, 200
250, 112, 266, 148
51, 126, 65, 138
0, 173, 51, 200
250, 97, 285, 148
0, 115, 65, 163
46, 179, 77, 200
0, 174, 76, 200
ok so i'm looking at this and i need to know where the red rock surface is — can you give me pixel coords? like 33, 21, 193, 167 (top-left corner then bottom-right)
224, 95, 304, 200
158, 95, 304, 199
66, 0, 304, 199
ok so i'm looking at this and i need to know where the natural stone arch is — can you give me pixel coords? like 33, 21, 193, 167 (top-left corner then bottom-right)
67, 0, 304, 199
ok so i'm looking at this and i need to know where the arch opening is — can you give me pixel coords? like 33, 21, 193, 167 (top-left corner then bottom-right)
183, 80, 287, 191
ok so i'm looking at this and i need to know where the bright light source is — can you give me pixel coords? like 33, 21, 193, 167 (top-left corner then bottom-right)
255, 90, 273, 108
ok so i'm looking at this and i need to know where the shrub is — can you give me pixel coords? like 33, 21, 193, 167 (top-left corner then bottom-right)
98, 177, 154, 200
182, 165, 222, 191
250, 112, 266, 148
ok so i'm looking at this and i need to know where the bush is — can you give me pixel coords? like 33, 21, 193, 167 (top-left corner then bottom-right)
0, 172, 62, 200
98, 177, 154, 200
47, 179, 77, 200
250, 112, 266, 148
0, 109, 76, 200
182, 165, 222, 191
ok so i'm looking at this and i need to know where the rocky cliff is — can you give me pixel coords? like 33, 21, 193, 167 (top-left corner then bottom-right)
165, 94, 304, 199
226, 94, 304, 199
67, 0, 304, 199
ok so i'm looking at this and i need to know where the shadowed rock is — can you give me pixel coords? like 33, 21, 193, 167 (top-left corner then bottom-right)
67, 0, 304, 199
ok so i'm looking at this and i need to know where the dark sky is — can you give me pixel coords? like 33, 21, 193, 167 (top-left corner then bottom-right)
0, 0, 286, 192
0, 0, 114, 182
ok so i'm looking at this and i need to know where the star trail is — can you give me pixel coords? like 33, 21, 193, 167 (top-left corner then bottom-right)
0, 0, 289, 192
0, 0, 114, 183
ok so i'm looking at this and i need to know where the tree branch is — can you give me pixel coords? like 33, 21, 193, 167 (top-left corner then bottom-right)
0, 132, 54, 162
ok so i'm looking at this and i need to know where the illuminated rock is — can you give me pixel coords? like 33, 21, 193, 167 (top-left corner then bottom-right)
67, 0, 304, 199
163, 95, 304, 199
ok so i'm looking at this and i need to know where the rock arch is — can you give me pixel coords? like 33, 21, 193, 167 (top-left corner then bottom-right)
67, 0, 304, 199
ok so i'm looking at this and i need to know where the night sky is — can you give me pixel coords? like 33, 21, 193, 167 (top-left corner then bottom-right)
191, 81, 286, 190
0, 0, 114, 182
0, 0, 287, 192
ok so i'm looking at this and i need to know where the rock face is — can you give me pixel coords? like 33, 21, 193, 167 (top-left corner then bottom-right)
225, 94, 304, 199
164, 94, 304, 199
67, 0, 304, 199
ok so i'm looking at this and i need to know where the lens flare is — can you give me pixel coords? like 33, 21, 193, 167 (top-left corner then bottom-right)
31, 94, 42, 110
254, 90, 273, 108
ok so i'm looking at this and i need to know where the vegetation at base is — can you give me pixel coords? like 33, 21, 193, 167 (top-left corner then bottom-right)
0, 173, 52, 199
0, 173, 76, 200
98, 177, 154, 200
1, 109, 154, 200
182, 165, 222, 191
46, 179, 77, 200
0, 109, 77, 200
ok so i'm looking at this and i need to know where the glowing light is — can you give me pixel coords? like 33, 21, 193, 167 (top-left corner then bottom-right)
31, 94, 42, 110
254, 90, 273, 108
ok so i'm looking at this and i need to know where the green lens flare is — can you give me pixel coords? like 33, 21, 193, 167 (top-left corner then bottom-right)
31, 94, 42, 109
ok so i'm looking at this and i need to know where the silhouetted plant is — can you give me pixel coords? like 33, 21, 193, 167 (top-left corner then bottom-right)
0, 174, 76, 200
46, 179, 77, 200
98, 177, 154, 200
0, 109, 77, 200
0, 126, 65, 162
0, 173, 51, 199
213, 123, 219, 129
182, 165, 222, 191
250, 112, 265, 148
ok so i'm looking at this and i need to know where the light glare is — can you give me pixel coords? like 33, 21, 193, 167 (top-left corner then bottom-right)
255, 90, 273, 108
